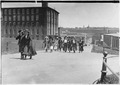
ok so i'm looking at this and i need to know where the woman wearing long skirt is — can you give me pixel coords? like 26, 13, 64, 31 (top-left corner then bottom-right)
20, 29, 37, 60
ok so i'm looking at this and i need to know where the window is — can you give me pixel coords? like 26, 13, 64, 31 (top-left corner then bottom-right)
18, 22, 20, 25
36, 15, 39, 21
13, 22, 16, 25
27, 15, 29, 21
22, 16, 25, 21
31, 9, 34, 14
26, 22, 29, 26
13, 15, 16, 21
17, 9, 20, 14
31, 15, 34, 21
9, 16, 12, 21
22, 22, 25, 26
5, 22, 7, 26
4, 16, 7, 21
27, 9, 29, 14
22, 9, 25, 14
36, 22, 39, 26
9, 9, 12, 15
31, 22, 34, 26
36, 9, 39, 14
4, 9, 7, 15
18, 15, 20, 21
9, 22, 12, 26
13, 9, 16, 14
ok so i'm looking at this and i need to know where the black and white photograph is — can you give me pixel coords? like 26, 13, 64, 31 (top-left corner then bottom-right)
0, 0, 119, 84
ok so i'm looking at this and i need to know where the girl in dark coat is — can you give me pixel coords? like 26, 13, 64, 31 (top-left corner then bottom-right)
78, 39, 84, 53
58, 37, 62, 51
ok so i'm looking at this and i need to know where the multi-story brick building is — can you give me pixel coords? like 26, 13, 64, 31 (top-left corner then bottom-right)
1, 2, 59, 40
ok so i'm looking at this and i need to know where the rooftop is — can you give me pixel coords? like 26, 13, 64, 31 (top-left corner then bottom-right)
104, 33, 119, 37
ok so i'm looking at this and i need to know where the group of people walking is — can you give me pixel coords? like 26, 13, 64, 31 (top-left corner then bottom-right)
16, 29, 37, 60
16, 31, 84, 60
43, 36, 84, 53
43, 36, 61, 52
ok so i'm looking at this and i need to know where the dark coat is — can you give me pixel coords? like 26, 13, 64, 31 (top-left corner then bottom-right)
16, 35, 23, 52
78, 41, 84, 51
21, 35, 31, 46
20, 35, 31, 54
20, 35, 37, 56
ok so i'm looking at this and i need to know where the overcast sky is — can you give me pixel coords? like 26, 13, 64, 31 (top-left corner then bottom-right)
2, 2, 119, 28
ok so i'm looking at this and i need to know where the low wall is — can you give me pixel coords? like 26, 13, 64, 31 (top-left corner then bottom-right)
1, 38, 44, 54
91, 45, 119, 55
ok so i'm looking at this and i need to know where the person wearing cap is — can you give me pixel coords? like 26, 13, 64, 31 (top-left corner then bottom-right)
16, 29, 24, 58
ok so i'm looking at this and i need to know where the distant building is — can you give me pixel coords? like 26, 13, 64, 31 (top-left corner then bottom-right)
103, 33, 119, 51
1, 2, 59, 40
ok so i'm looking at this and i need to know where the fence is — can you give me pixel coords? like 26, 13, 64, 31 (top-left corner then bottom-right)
93, 51, 119, 84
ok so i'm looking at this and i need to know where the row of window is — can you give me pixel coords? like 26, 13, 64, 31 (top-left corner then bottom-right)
3, 8, 41, 15
3, 14, 57, 22
3, 21, 41, 26
3, 15, 41, 22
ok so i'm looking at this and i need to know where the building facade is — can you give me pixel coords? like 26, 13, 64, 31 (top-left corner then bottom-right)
1, 3, 59, 40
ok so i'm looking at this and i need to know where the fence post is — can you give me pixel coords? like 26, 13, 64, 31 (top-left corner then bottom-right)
100, 51, 108, 83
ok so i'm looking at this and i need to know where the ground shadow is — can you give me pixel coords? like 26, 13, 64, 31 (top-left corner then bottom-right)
10, 57, 34, 60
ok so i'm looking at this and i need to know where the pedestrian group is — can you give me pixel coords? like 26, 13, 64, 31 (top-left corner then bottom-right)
16, 30, 84, 60
43, 36, 84, 53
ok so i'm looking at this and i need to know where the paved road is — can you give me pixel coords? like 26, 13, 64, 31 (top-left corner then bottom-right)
2, 45, 119, 84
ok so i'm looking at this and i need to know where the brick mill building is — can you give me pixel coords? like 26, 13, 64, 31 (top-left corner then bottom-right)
1, 2, 59, 40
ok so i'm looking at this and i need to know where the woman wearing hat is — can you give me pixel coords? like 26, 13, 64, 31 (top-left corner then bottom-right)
20, 29, 36, 59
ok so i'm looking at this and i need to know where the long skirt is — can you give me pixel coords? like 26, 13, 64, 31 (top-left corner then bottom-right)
21, 41, 37, 56
29, 41, 37, 56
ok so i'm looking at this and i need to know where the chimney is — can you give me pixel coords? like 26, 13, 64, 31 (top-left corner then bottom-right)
42, 1, 48, 7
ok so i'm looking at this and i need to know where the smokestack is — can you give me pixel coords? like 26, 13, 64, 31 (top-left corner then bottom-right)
42, 1, 48, 7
